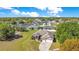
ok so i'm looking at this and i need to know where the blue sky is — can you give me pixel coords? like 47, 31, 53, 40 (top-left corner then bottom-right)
0, 7, 79, 17
60, 7, 79, 17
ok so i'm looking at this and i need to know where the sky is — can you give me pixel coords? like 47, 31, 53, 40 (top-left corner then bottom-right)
0, 0, 79, 17
0, 7, 79, 17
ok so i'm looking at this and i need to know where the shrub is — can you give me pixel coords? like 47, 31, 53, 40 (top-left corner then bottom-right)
0, 23, 15, 41
60, 39, 79, 51
56, 22, 79, 43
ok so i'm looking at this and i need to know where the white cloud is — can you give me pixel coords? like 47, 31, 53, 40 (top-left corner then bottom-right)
1, 7, 40, 17
0, 0, 62, 11
23, 0, 63, 17
53, 14, 61, 17
21, 12, 27, 15
48, 7, 63, 14
24, 12, 39, 17
11, 9, 39, 17
47, 7, 63, 17
21, 12, 39, 17
0, 0, 62, 7
1, 7, 63, 17
1, 7, 12, 10
1, 7, 21, 15
11, 9, 21, 15
1, 0, 79, 7
0, 0, 64, 17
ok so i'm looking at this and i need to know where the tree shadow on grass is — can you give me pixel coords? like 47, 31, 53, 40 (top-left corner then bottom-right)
0, 34, 23, 41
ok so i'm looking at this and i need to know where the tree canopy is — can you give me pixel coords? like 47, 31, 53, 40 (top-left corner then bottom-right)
56, 22, 79, 43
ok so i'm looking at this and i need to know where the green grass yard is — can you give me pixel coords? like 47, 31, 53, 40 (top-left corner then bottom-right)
0, 30, 39, 51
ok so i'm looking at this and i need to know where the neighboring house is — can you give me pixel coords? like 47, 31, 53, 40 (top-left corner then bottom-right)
43, 20, 52, 26
39, 26, 54, 30
14, 19, 57, 30
51, 20, 57, 24
16, 21, 39, 30
28, 24, 38, 29
16, 22, 29, 28
38, 20, 53, 30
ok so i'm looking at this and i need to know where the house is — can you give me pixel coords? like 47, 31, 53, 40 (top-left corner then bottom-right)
41, 31, 54, 42
32, 30, 55, 42
14, 19, 56, 30
28, 23, 38, 30
42, 20, 52, 26
16, 22, 30, 28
